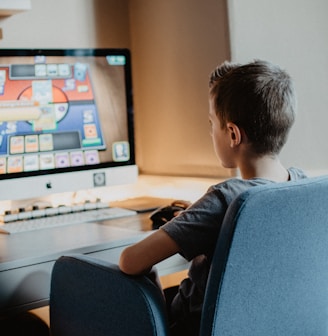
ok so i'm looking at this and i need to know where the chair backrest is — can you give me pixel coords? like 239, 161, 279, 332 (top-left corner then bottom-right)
200, 175, 328, 336
50, 255, 169, 336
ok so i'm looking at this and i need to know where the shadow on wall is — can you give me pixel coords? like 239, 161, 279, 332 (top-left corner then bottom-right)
93, 0, 232, 178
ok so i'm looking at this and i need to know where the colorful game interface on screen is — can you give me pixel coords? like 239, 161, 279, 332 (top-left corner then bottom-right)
0, 53, 131, 175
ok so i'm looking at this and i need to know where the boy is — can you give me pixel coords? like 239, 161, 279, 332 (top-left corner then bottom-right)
119, 60, 307, 335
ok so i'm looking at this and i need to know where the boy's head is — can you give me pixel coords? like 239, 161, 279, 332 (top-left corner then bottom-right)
209, 60, 296, 155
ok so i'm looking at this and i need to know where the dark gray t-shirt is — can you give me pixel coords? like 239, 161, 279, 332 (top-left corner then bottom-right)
161, 167, 307, 317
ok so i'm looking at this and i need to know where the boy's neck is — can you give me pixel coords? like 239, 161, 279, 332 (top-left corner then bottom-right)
239, 155, 289, 182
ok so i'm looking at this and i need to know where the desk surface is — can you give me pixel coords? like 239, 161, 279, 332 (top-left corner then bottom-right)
0, 214, 156, 317
0, 175, 221, 317
0, 214, 150, 271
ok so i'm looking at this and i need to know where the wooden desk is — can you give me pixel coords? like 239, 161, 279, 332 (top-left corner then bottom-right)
0, 213, 188, 318
0, 174, 222, 318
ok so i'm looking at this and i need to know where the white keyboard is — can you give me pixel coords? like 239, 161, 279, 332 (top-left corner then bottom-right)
0, 206, 137, 234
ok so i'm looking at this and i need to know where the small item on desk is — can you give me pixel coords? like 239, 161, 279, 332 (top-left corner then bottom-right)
150, 200, 191, 230
110, 196, 176, 213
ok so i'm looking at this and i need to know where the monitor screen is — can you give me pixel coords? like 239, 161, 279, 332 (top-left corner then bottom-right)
0, 49, 137, 202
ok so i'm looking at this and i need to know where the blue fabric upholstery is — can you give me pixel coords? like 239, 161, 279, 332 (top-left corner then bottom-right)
50, 256, 169, 336
200, 175, 328, 336
50, 176, 328, 336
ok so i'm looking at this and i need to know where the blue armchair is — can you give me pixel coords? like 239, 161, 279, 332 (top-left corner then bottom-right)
50, 175, 328, 335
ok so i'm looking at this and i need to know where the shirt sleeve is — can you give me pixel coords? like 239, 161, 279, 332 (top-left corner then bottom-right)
161, 186, 228, 261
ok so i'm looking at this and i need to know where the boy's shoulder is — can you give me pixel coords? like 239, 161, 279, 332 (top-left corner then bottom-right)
208, 167, 307, 203
287, 167, 308, 180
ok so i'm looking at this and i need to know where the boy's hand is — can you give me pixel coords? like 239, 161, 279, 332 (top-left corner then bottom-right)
171, 200, 192, 216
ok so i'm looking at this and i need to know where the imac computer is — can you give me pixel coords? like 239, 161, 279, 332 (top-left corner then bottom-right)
0, 48, 137, 204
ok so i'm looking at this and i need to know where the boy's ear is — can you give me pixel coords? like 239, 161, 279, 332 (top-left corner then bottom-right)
227, 122, 242, 147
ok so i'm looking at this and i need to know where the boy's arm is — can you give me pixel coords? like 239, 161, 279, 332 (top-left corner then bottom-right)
119, 229, 180, 275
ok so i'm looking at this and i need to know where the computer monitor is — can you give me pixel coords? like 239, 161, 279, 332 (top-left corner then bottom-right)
0, 48, 137, 203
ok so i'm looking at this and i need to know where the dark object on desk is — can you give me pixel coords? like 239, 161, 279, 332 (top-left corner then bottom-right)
150, 200, 190, 229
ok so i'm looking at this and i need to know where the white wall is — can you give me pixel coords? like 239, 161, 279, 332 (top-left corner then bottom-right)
228, 0, 328, 174
0, 0, 130, 48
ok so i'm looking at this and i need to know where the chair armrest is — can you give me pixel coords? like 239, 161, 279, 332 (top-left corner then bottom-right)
50, 254, 169, 336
